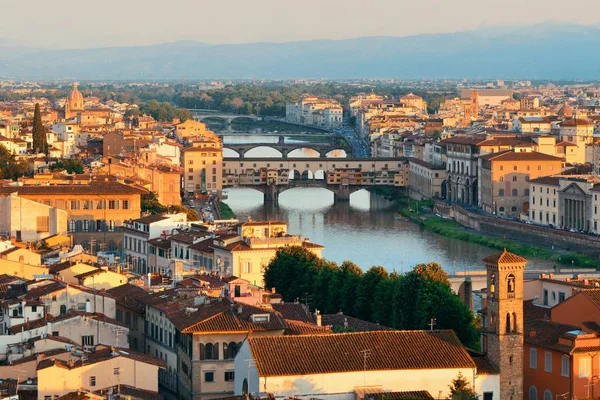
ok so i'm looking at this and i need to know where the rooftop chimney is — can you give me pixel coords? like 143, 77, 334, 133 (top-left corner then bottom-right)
237, 305, 243, 315
316, 311, 322, 327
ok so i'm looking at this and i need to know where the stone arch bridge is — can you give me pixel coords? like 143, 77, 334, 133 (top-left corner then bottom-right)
223, 157, 407, 202
224, 135, 350, 158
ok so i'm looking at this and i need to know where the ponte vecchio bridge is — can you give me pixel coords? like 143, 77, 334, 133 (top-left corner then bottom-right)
222, 157, 408, 202
222, 135, 350, 158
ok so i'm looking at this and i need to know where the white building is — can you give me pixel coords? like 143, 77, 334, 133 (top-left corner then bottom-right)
122, 213, 188, 275
0, 193, 67, 242
234, 330, 499, 400
285, 97, 343, 128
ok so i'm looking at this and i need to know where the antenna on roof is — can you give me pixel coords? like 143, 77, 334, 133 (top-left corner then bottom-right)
359, 349, 372, 390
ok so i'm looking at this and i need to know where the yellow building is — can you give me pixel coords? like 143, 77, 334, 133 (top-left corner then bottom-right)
212, 221, 324, 286
479, 150, 564, 218
559, 118, 596, 164
175, 120, 219, 143
0, 182, 146, 250
37, 347, 164, 398
182, 143, 223, 195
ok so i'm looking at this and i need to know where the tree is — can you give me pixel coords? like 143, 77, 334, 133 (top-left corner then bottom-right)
32, 103, 47, 154
49, 159, 85, 174
449, 372, 478, 400
412, 262, 449, 286
355, 266, 388, 321
169, 204, 199, 221
141, 192, 167, 214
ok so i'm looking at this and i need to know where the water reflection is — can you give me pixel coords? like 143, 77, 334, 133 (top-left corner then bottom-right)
224, 188, 555, 273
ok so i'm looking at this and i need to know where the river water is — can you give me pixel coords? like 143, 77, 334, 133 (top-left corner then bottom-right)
223, 188, 555, 273
221, 133, 555, 273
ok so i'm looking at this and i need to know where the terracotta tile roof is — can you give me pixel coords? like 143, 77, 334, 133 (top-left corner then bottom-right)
285, 319, 332, 335
471, 354, 499, 375
9, 311, 125, 334
132, 214, 170, 224
581, 289, 600, 309
0, 181, 147, 196
248, 330, 476, 377
73, 268, 104, 280
37, 347, 165, 371
529, 176, 560, 186
271, 303, 315, 323
175, 302, 287, 334
483, 249, 527, 264
366, 391, 434, 400
556, 141, 578, 147
93, 385, 159, 400
524, 318, 579, 354
523, 300, 551, 321
480, 150, 563, 162
322, 314, 393, 332
147, 237, 171, 249
106, 283, 149, 314
560, 118, 595, 127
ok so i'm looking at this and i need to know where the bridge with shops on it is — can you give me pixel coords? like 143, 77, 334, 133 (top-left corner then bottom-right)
222, 135, 350, 158
222, 157, 408, 202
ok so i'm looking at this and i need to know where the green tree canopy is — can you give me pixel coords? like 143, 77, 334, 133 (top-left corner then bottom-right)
32, 103, 48, 155
49, 159, 85, 174
449, 372, 478, 400
263, 247, 478, 348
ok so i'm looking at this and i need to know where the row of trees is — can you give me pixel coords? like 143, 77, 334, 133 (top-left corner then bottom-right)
141, 192, 199, 221
126, 100, 193, 122
263, 246, 478, 348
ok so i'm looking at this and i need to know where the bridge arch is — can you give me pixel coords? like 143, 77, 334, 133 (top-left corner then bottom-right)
314, 169, 326, 180
287, 147, 322, 158
325, 149, 348, 158
243, 146, 284, 158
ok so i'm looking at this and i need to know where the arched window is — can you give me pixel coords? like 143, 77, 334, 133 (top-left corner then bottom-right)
500, 166, 504, 171
543, 390, 552, 400
499, 206, 505, 212
506, 313, 511, 333
205, 343, 214, 360
499, 189, 505, 196
512, 312, 517, 332
511, 206, 517, 212
242, 379, 249, 395
199, 343, 205, 360
512, 176, 517, 182
513, 165, 518, 171
228, 341, 239, 359
500, 176, 504, 182
529, 386, 538, 400
512, 189, 518, 196
524, 189, 530, 196
507, 274, 516, 293
490, 273, 496, 294
60, 305, 67, 315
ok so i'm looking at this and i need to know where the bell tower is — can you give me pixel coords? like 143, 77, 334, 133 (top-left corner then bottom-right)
484, 249, 525, 400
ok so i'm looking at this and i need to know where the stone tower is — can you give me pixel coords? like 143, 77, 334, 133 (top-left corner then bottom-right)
484, 249, 526, 400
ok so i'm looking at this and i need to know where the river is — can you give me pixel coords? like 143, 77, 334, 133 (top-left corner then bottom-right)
220, 132, 555, 273
223, 187, 555, 273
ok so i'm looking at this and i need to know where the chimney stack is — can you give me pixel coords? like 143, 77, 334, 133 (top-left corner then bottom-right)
315, 310, 322, 327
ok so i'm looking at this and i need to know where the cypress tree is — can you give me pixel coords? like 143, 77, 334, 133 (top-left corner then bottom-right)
32, 103, 47, 154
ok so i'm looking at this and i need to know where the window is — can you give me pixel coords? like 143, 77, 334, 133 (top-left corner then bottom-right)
114, 367, 120, 375
530, 348, 537, 368
512, 189, 518, 196
507, 274, 515, 293
225, 371, 235, 382
513, 176, 517, 182
558, 292, 565, 303
543, 390, 552, 400
544, 352, 552, 372
204, 371, 215, 383
499, 189, 505, 196
108, 200, 117, 209
82, 335, 94, 346
579, 356, 591, 378
561, 355, 570, 377
122, 200, 129, 210
499, 206, 505, 213
529, 386, 538, 400
90, 376, 96, 387
500, 176, 504, 182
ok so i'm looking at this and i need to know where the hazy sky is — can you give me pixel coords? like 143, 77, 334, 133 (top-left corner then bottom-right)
3, 0, 600, 48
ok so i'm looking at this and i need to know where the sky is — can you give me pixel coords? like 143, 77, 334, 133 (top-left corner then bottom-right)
2, 0, 600, 49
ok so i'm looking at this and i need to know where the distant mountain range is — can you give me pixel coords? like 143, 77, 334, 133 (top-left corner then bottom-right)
1, 23, 600, 80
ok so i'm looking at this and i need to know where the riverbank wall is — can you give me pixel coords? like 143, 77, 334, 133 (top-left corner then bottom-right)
436, 203, 600, 257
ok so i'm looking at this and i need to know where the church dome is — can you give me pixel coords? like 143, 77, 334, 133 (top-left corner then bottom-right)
558, 104, 573, 118
68, 83, 83, 101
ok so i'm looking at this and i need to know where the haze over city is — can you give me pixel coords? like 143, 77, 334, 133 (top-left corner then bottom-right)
1, 0, 600, 48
